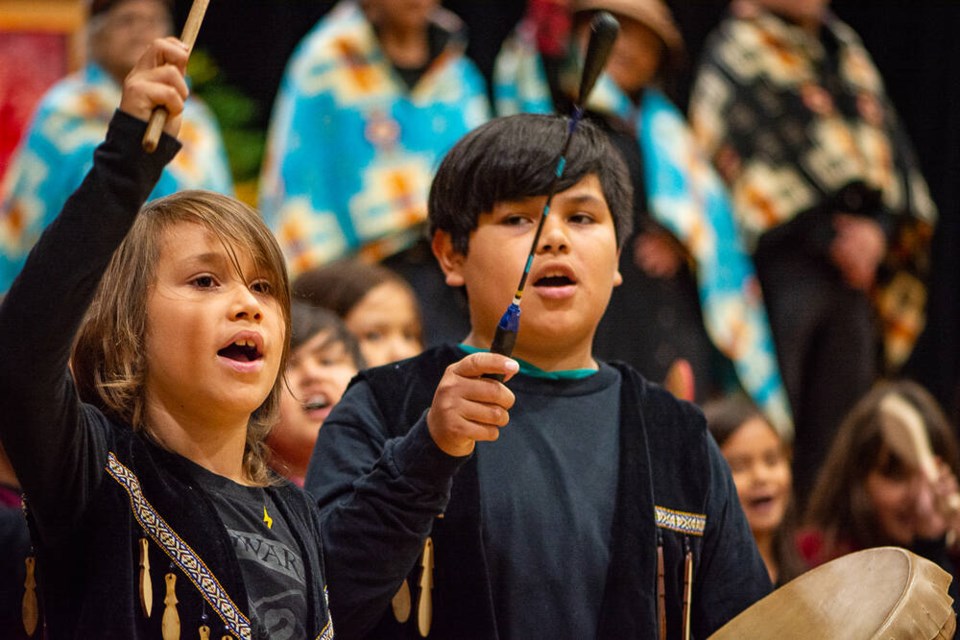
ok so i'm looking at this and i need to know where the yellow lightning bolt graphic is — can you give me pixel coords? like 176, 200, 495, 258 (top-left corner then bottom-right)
263, 506, 273, 529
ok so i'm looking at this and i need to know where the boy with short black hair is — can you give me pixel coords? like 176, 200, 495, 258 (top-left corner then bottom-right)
306, 113, 771, 639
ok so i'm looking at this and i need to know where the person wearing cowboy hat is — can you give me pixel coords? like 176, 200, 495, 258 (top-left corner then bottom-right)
494, 0, 794, 433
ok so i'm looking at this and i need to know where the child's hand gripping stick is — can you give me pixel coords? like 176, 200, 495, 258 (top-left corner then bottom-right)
142, 0, 211, 152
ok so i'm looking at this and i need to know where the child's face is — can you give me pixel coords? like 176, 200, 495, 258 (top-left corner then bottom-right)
721, 417, 792, 537
345, 281, 422, 367
143, 221, 285, 428
437, 173, 622, 369
93, 0, 172, 81
270, 329, 358, 477
864, 446, 927, 546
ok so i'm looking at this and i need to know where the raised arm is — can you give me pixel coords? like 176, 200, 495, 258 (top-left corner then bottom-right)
0, 38, 188, 545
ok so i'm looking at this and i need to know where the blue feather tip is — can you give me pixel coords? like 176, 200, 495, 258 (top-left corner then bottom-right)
489, 302, 521, 359
497, 303, 521, 333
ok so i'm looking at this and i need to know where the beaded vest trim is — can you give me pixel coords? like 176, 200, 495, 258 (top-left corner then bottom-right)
317, 586, 335, 639
654, 505, 707, 537
105, 452, 253, 639
318, 619, 335, 640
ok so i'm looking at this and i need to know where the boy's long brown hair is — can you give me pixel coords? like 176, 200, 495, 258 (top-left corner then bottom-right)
71, 190, 291, 485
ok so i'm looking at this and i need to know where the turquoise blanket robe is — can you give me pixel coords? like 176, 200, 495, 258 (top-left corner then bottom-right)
259, 1, 491, 276
0, 63, 233, 293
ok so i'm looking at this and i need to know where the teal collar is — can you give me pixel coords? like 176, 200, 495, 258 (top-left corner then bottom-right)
457, 344, 597, 380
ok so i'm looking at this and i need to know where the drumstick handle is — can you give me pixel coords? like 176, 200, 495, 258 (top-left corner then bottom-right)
142, 0, 211, 152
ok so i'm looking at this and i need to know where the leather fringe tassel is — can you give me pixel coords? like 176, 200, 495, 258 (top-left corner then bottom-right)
417, 537, 434, 637
681, 537, 694, 640
392, 578, 412, 623
139, 537, 153, 618
22, 555, 38, 637
162, 571, 180, 640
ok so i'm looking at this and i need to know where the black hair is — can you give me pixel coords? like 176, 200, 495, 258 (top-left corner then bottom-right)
292, 259, 420, 325
428, 113, 633, 255
289, 300, 366, 370
704, 393, 766, 447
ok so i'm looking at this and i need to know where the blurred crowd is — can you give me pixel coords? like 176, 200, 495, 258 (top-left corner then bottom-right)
2, 0, 959, 634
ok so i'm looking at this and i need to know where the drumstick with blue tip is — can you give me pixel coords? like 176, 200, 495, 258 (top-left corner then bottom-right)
486, 11, 620, 381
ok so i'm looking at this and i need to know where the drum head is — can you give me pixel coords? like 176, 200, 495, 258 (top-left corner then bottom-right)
709, 547, 956, 639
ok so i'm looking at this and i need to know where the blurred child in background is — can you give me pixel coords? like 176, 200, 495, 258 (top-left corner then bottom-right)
801, 380, 960, 580
294, 259, 424, 367
706, 394, 805, 585
268, 301, 365, 486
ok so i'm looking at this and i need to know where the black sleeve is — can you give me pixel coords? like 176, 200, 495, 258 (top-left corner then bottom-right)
0, 111, 179, 546
694, 435, 773, 636
304, 380, 468, 638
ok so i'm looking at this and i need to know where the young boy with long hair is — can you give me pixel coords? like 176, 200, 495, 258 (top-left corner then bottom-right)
0, 38, 332, 639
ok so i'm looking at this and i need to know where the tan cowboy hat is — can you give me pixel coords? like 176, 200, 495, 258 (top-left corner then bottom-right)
88, 0, 172, 17
573, 0, 685, 61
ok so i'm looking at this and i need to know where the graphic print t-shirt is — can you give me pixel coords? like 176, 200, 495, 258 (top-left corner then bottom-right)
188, 463, 308, 640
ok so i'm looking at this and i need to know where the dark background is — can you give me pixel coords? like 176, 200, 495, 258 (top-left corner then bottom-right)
174, 0, 960, 422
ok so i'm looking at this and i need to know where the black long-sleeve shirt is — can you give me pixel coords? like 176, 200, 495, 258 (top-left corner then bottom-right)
0, 112, 333, 639
0, 111, 176, 540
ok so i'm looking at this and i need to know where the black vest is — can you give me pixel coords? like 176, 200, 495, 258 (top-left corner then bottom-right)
356, 345, 714, 639
26, 425, 332, 639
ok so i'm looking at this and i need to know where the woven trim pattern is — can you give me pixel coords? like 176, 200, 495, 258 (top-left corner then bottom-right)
654, 505, 707, 537
105, 452, 252, 639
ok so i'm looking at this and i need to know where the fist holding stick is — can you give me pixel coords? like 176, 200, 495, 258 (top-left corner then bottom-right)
427, 352, 519, 457
119, 37, 190, 140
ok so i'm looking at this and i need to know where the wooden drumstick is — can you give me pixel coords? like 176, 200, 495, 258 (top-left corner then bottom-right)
880, 393, 960, 515
142, 0, 211, 152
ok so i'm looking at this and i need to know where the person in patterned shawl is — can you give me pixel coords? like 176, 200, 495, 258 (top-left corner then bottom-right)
0, 0, 233, 294
689, 0, 937, 501
260, 0, 491, 346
